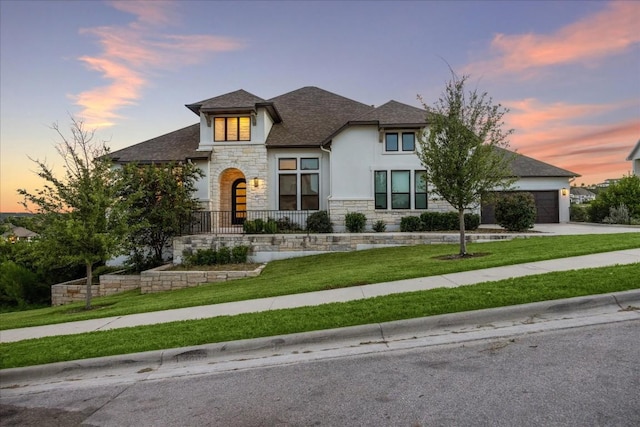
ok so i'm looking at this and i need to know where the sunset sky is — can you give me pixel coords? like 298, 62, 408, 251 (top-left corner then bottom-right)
1, 0, 639, 212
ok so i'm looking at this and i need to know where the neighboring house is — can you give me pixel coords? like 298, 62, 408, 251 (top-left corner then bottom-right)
1, 223, 39, 243
570, 187, 596, 204
109, 86, 578, 230
627, 139, 640, 177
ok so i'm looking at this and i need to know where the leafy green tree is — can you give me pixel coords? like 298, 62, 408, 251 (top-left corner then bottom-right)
18, 118, 128, 309
118, 162, 203, 271
417, 73, 515, 256
588, 175, 640, 223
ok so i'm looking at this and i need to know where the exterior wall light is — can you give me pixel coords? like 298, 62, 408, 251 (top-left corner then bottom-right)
252, 177, 259, 188
561, 188, 568, 196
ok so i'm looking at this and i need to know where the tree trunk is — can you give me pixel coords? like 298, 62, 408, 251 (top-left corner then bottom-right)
85, 262, 93, 310
458, 209, 467, 256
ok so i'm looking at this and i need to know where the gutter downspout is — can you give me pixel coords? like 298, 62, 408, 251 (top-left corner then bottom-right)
320, 144, 332, 210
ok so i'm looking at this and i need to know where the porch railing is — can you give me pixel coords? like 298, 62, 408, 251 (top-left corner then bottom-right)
184, 210, 312, 235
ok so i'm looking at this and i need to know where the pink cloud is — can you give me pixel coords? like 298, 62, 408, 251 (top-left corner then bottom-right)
504, 98, 639, 183
466, 1, 640, 77
72, 1, 245, 127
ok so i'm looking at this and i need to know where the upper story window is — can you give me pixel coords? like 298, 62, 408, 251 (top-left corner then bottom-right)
385, 132, 415, 152
214, 117, 251, 141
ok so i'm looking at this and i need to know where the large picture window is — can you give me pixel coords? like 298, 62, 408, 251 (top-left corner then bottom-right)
374, 169, 427, 210
391, 171, 410, 209
214, 117, 251, 141
278, 157, 320, 210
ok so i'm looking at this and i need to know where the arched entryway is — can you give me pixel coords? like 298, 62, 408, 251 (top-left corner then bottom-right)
219, 168, 247, 227
231, 178, 246, 224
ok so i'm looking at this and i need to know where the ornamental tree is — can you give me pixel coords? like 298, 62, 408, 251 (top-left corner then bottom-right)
416, 73, 515, 256
117, 162, 203, 271
18, 117, 128, 309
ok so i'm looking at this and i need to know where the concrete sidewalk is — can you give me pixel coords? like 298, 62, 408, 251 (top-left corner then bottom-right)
2, 248, 638, 343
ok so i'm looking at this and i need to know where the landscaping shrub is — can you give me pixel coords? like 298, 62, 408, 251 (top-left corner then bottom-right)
603, 204, 631, 225
231, 245, 249, 263
372, 220, 386, 232
570, 204, 589, 222
495, 192, 536, 231
307, 211, 333, 233
264, 219, 278, 233
588, 175, 640, 223
345, 212, 367, 233
464, 213, 480, 230
184, 245, 250, 266
276, 216, 302, 233
400, 216, 422, 232
217, 246, 232, 264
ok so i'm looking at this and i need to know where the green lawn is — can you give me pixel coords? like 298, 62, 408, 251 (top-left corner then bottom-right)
1, 263, 638, 369
1, 233, 639, 331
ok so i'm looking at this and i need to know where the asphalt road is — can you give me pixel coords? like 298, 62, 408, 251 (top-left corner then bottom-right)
2, 318, 638, 427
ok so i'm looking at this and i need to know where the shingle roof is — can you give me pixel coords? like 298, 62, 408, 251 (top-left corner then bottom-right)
186, 89, 266, 115
354, 100, 429, 127
109, 124, 204, 163
570, 187, 595, 196
2, 224, 38, 239
502, 148, 579, 178
264, 86, 375, 147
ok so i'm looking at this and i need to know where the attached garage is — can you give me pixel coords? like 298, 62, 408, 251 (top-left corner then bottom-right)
481, 190, 559, 224
480, 149, 579, 225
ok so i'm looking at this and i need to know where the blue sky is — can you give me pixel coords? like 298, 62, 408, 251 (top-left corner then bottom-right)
1, 0, 639, 212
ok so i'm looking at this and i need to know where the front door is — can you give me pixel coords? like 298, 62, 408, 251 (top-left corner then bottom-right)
232, 178, 247, 225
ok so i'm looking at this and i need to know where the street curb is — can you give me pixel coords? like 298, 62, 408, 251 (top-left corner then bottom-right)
2, 289, 639, 385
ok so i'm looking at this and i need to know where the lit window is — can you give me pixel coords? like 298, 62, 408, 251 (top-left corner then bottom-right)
214, 117, 251, 141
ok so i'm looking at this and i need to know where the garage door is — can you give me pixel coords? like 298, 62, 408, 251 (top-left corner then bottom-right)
481, 191, 559, 224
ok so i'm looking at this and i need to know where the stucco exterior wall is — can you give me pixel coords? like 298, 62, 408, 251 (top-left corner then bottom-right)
511, 177, 572, 223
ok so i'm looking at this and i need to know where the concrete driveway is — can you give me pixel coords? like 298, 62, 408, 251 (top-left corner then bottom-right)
481, 222, 640, 235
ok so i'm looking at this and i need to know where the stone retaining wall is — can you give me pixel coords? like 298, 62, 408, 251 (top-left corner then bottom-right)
174, 232, 522, 263
51, 278, 100, 306
139, 264, 266, 294
51, 264, 266, 305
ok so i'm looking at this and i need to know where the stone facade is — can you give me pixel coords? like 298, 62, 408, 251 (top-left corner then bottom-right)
211, 144, 268, 211
51, 278, 100, 306
328, 198, 473, 232
51, 264, 265, 306
139, 263, 265, 294
174, 231, 522, 263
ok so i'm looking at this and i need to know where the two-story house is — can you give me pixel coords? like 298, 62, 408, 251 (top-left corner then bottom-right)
109, 86, 578, 231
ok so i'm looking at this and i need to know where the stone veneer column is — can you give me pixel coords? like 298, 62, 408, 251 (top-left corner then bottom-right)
210, 144, 269, 211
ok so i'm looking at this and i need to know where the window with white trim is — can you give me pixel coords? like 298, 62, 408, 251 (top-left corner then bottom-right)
374, 169, 427, 210
278, 157, 319, 210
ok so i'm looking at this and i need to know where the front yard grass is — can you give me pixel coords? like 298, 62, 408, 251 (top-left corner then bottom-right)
1, 233, 639, 331
1, 263, 638, 369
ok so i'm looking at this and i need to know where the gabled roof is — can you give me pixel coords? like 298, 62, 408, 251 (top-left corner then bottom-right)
354, 100, 429, 128
626, 139, 640, 161
264, 86, 375, 147
186, 89, 266, 115
570, 187, 595, 196
2, 224, 38, 239
504, 149, 579, 178
109, 124, 204, 163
